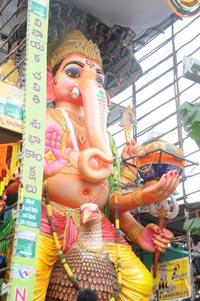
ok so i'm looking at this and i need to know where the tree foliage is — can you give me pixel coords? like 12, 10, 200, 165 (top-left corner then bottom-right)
180, 101, 200, 234
180, 101, 200, 149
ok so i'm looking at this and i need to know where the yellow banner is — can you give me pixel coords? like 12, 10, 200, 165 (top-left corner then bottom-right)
151, 257, 191, 300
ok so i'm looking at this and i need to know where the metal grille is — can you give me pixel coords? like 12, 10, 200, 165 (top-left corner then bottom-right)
108, 14, 200, 239
0, 0, 27, 88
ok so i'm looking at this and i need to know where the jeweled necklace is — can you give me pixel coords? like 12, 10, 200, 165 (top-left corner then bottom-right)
66, 111, 85, 126
77, 239, 106, 259
49, 108, 87, 144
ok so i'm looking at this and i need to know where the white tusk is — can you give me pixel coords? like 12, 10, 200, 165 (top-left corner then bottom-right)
71, 87, 80, 99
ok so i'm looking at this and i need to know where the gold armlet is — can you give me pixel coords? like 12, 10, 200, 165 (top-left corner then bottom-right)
121, 165, 137, 182
127, 223, 144, 243
132, 187, 144, 207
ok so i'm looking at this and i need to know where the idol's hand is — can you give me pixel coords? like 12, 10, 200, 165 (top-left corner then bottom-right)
44, 124, 72, 178
134, 223, 173, 253
140, 170, 179, 205
111, 170, 180, 215
121, 140, 142, 172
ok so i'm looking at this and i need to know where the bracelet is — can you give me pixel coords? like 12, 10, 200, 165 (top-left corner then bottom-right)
120, 165, 137, 182
127, 223, 144, 243
132, 187, 144, 207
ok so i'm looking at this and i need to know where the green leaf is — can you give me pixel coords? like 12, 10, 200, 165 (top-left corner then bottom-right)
180, 101, 200, 149
184, 218, 200, 233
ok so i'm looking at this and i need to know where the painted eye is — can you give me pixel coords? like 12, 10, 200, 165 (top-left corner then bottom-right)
96, 76, 104, 86
64, 68, 80, 78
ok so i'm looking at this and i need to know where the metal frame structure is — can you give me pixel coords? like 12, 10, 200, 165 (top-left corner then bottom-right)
108, 13, 200, 238
107, 14, 200, 300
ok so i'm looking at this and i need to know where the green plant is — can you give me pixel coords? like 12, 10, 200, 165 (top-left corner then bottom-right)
180, 101, 200, 234
180, 101, 200, 148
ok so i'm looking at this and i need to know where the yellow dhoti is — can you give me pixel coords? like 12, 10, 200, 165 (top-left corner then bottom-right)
106, 243, 153, 301
34, 234, 59, 301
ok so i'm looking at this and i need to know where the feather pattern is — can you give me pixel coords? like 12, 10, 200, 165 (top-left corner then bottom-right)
45, 204, 118, 301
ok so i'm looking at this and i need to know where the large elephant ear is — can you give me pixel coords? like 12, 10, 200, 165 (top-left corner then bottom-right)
46, 67, 55, 103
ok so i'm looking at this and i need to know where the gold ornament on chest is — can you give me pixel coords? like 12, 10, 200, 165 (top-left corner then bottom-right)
49, 108, 88, 146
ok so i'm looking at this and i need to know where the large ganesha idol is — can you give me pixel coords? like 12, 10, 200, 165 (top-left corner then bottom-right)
30, 29, 180, 301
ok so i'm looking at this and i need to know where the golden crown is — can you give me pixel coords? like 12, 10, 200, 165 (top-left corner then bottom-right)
48, 29, 102, 69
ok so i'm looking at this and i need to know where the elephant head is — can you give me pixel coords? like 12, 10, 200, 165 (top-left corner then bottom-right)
47, 30, 113, 182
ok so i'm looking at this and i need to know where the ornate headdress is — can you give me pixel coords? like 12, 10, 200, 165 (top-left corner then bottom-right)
48, 29, 102, 69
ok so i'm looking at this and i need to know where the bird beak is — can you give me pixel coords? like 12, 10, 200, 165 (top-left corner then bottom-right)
81, 208, 97, 224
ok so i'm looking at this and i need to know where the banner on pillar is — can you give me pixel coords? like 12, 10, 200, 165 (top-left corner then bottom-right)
151, 257, 191, 300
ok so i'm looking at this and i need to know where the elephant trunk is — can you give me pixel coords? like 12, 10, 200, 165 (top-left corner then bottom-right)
78, 148, 113, 182
78, 76, 113, 182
